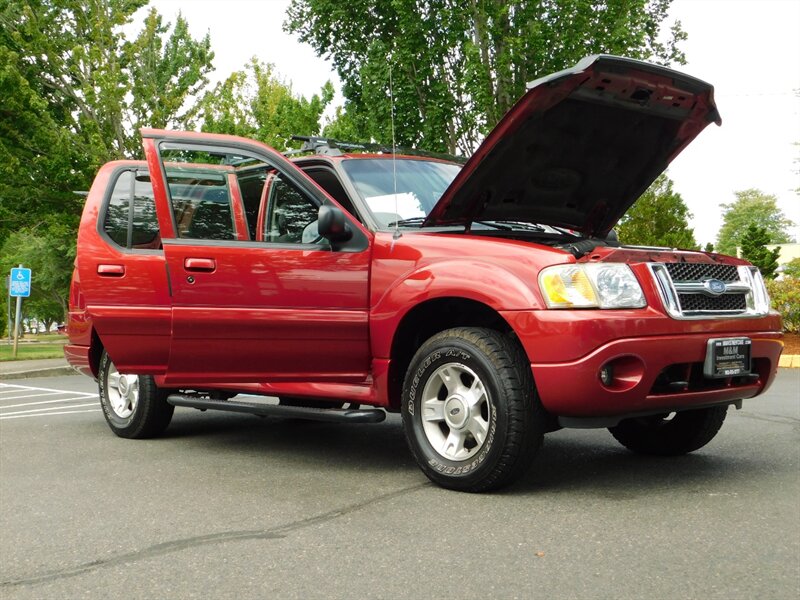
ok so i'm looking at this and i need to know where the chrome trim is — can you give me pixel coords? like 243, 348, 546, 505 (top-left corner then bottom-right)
647, 263, 770, 320
672, 281, 751, 295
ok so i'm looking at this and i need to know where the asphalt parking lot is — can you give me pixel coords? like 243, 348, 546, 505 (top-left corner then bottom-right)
1, 371, 798, 599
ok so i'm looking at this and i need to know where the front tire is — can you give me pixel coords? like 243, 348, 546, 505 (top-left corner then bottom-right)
609, 405, 728, 456
98, 351, 174, 439
401, 327, 544, 492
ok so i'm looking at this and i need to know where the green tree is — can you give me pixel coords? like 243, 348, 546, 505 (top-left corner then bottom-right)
26, 295, 64, 333
285, 0, 686, 154
1, 0, 215, 319
715, 189, 794, 256
704, 242, 715, 253
125, 8, 214, 152
199, 58, 333, 150
0, 221, 76, 322
783, 257, 800, 279
616, 174, 697, 249
739, 224, 780, 280
0, 43, 84, 246
0, 1, 214, 245
322, 106, 363, 142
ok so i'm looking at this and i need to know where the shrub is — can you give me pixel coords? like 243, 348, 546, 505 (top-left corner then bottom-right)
766, 278, 800, 332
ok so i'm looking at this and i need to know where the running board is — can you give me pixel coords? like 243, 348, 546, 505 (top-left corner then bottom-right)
166, 394, 386, 423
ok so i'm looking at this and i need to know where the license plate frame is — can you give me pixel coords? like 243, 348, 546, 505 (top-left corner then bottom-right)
703, 337, 752, 378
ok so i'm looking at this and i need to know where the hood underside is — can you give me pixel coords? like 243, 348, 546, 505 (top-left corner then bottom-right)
424, 55, 721, 237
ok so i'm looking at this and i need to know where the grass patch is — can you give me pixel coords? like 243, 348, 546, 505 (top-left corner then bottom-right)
28, 333, 67, 343
0, 343, 66, 361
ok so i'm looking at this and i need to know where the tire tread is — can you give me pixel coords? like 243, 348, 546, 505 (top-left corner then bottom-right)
403, 327, 544, 492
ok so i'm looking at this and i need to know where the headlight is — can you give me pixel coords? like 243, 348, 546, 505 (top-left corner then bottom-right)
539, 264, 646, 309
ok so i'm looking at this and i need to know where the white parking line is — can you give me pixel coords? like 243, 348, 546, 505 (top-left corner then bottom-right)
0, 383, 100, 421
1, 395, 99, 410
0, 409, 101, 420
0, 383, 96, 396
0, 391, 67, 402
0, 403, 99, 417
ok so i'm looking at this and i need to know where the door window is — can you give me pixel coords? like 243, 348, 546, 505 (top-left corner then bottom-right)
166, 170, 235, 240
262, 174, 323, 244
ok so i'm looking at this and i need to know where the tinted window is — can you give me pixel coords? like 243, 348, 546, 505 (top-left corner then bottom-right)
167, 170, 235, 240
237, 169, 268, 239
303, 168, 360, 221
102, 170, 160, 249
264, 175, 322, 244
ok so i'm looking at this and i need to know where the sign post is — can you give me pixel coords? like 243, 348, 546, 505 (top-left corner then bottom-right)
4, 275, 11, 343
9, 265, 31, 359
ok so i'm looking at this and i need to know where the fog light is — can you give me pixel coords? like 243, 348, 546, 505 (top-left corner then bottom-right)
599, 364, 614, 386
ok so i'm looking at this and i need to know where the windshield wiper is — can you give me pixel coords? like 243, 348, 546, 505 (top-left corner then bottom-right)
472, 220, 513, 231
387, 217, 426, 227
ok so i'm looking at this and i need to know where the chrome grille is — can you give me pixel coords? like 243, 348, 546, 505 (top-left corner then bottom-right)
677, 293, 747, 312
649, 263, 769, 320
665, 263, 738, 282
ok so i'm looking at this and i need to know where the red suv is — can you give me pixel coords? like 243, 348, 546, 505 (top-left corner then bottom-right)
66, 55, 783, 492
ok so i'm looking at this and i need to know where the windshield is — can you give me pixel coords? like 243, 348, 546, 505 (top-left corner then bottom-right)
341, 158, 461, 227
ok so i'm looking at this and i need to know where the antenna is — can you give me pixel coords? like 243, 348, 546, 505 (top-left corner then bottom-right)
389, 61, 401, 241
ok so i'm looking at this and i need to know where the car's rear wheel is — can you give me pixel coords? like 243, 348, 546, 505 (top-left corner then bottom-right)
401, 327, 544, 492
98, 351, 174, 438
608, 405, 728, 456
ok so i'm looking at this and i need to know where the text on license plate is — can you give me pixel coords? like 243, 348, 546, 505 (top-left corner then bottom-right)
703, 337, 752, 378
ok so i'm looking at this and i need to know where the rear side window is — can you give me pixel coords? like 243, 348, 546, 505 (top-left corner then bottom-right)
102, 170, 160, 249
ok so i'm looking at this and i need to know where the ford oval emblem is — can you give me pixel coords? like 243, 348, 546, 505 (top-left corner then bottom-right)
703, 279, 727, 296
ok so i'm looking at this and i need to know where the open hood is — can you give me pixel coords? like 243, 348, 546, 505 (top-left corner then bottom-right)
423, 55, 721, 237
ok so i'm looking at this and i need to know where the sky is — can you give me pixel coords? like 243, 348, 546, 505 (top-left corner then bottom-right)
139, 0, 800, 247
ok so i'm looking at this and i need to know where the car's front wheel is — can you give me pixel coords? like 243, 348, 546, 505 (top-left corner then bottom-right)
609, 405, 728, 456
401, 327, 544, 492
98, 351, 174, 438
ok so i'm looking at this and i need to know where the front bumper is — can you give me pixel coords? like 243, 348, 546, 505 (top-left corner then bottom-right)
529, 332, 782, 417
501, 309, 783, 418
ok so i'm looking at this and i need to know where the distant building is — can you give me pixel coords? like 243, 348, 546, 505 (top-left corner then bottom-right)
737, 243, 800, 265
768, 243, 800, 265
746, 243, 800, 279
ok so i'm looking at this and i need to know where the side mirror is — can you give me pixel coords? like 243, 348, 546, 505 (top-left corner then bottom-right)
317, 204, 352, 242
605, 228, 620, 245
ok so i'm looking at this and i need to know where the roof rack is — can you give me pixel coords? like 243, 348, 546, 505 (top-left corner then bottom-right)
284, 135, 467, 164
285, 136, 364, 157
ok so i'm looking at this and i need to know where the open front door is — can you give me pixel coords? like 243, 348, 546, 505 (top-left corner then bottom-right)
142, 130, 372, 384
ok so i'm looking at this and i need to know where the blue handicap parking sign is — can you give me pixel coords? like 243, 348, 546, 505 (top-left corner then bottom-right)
9, 267, 32, 297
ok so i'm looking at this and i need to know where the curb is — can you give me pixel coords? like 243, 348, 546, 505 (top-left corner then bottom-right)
0, 366, 77, 381
778, 354, 800, 369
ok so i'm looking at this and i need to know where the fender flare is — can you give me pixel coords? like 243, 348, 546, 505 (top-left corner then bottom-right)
370, 259, 541, 358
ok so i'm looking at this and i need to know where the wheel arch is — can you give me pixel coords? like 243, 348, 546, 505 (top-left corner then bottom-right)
385, 297, 519, 410
87, 327, 105, 379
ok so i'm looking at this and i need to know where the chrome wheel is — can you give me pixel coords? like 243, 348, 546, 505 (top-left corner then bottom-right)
106, 364, 139, 419
420, 362, 491, 461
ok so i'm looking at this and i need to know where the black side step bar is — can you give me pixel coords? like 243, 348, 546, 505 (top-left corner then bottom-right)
166, 394, 386, 423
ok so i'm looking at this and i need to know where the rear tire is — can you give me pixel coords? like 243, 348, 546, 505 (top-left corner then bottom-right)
401, 327, 543, 492
98, 351, 173, 439
609, 405, 728, 456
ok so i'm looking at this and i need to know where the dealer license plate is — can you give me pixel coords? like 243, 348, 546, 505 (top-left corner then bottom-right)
703, 337, 752, 378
